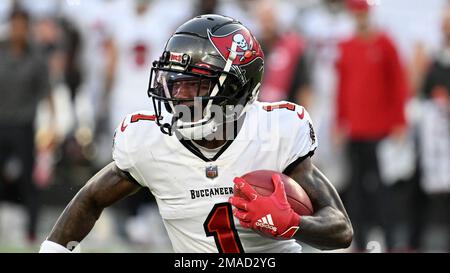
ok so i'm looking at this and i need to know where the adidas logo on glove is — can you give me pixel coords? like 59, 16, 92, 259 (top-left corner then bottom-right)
256, 214, 277, 232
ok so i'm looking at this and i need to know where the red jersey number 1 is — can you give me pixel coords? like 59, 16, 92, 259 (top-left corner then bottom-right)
204, 203, 244, 253
263, 102, 296, 112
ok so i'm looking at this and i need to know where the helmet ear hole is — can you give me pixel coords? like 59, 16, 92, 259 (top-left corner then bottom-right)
234, 80, 253, 105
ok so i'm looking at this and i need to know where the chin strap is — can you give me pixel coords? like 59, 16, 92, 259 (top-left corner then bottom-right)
176, 117, 219, 140
160, 123, 173, 136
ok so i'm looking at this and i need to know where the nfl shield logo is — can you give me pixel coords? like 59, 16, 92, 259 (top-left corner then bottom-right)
206, 165, 219, 179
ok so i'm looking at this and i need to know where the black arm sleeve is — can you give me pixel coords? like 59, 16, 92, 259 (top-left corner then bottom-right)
421, 62, 437, 99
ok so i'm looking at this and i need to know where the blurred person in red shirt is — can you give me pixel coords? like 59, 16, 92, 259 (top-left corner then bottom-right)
335, 0, 409, 252
0, 7, 54, 244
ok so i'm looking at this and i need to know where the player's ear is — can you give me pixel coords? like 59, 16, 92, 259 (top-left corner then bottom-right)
271, 174, 287, 201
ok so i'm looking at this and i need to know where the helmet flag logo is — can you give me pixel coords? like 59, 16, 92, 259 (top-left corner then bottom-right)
208, 28, 264, 66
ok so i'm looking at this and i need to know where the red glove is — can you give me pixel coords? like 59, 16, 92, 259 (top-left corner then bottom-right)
229, 174, 301, 240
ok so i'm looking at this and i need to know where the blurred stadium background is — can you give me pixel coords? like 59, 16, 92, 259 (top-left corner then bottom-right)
0, 0, 449, 253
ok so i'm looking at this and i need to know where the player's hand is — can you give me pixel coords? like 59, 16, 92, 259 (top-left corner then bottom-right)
229, 174, 301, 240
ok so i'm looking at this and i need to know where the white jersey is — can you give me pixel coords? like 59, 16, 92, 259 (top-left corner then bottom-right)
419, 100, 450, 194
112, 101, 318, 253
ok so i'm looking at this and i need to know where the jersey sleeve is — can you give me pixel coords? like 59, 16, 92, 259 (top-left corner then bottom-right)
279, 103, 318, 173
112, 114, 146, 187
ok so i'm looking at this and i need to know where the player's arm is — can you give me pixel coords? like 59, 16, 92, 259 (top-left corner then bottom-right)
231, 157, 352, 251
286, 157, 353, 250
40, 162, 141, 252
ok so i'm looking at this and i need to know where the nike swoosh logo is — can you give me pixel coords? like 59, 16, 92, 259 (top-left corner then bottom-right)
120, 119, 128, 132
297, 108, 305, 120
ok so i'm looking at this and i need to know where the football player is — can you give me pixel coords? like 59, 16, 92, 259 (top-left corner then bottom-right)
40, 15, 353, 253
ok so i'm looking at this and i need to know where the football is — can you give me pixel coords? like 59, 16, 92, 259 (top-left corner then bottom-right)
236, 170, 314, 216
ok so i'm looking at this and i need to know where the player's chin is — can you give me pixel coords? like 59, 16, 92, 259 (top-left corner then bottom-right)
174, 106, 206, 123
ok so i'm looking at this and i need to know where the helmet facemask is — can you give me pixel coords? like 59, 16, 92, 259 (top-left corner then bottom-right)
148, 56, 251, 140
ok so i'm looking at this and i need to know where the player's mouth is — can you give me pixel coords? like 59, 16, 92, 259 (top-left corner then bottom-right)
174, 104, 216, 123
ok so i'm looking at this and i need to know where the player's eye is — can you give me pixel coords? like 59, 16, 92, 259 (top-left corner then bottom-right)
172, 79, 212, 99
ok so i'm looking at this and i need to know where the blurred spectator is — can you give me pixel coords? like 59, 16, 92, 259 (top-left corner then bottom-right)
19, 0, 60, 19
0, 8, 54, 243
361, 0, 448, 252
195, 0, 219, 15
106, 0, 189, 145
256, 0, 311, 106
0, 1, 16, 41
370, 0, 447, 98
104, 0, 189, 246
34, 17, 65, 86
0, 0, 13, 23
217, 0, 260, 37
59, 18, 82, 103
415, 4, 450, 251
61, 0, 129, 167
193, 0, 265, 39
372, 0, 445, 63
335, 0, 409, 252
298, 0, 354, 191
